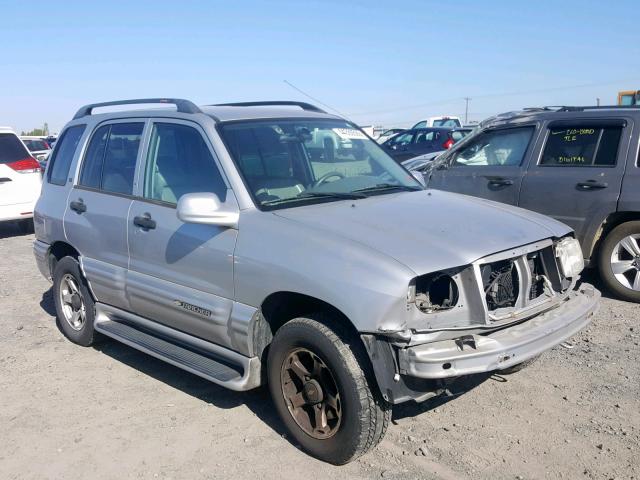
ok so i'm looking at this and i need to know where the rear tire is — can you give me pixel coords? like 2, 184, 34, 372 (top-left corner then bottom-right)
597, 221, 640, 303
52, 256, 98, 346
267, 314, 390, 464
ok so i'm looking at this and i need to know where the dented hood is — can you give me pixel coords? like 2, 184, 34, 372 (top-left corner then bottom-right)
274, 189, 572, 274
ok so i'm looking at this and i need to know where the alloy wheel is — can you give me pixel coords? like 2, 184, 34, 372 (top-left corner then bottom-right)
610, 234, 640, 291
280, 348, 342, 439
58, 273, 86, 331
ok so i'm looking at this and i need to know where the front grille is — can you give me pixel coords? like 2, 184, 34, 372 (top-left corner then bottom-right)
477, 242, 563, 319
481, 260, 519, 310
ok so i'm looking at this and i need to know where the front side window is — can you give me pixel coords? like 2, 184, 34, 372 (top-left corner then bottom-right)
79, 122, 143, 194
452, 127, 534, 167
386, 132, 414, 148
540, 126, 622, 167
47, 125, 86, 185
144, 123, 226, 204
220, 119, 421, 210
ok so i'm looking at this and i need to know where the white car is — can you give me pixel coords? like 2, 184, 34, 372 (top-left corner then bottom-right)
0, 127, 42, 232
412, 116, 462, 128
20, 136, 52, 163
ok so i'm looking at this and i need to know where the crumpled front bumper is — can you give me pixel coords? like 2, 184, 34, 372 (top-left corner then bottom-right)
397, 283, 599, 380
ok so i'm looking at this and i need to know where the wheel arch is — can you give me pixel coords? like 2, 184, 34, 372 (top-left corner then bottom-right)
589, 211, 640, 263
47, 241, 80, 277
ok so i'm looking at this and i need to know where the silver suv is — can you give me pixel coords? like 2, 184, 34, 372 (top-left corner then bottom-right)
34, 99, 599, 464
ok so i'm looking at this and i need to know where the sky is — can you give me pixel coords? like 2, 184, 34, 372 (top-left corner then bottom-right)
1, 0, 639, 134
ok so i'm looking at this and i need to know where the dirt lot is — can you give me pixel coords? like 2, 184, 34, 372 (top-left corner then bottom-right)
0, 222, 638, 480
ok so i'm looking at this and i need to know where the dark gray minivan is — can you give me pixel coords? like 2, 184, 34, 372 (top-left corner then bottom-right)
426, 106, 640, 303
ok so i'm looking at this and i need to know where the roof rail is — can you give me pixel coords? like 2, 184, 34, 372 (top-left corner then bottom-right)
553, 105, 640, 112
211, 101, 327, 114
72, 98, 202, 119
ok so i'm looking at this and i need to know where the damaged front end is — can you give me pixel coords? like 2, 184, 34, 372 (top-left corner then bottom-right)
363, 238, 599, 404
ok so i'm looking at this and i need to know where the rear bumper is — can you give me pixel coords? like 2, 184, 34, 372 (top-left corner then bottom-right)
33, 239, 51, 280
0, 201, 36, 222
398, 283, 599, 379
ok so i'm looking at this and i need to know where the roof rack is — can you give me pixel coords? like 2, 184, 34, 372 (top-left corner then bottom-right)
72, 98, 202, 119
211, 101, 326, 114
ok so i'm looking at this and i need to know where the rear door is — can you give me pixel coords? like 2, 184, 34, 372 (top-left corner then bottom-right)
64, 120, 146, 310
0, 132, 42, 214
384, 131, 416, 162
518, 118, 631, 257
427, 125, 536, 205
126, 119, 238, 348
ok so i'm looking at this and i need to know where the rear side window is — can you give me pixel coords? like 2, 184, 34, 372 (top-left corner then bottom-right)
79, 123, 144, 194
143, 123, 226, 204
47, 125, 86, 185
540, 127, 622, 167
0, 133, 30, 164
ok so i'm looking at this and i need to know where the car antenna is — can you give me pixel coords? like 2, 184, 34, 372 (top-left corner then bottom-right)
283, 80, 356, 123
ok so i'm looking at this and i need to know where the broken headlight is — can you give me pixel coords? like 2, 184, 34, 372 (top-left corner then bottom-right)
555, 237, 584, 278
410, 271, 460, 313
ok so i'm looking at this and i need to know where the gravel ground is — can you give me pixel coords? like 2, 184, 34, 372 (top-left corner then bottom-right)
0, 222, 638, 480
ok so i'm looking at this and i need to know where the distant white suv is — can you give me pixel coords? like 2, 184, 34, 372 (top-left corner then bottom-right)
0, 127, 42, 232
412, 116, 462, 128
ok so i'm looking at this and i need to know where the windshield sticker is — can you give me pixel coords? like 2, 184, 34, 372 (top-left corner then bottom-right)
332, 128, 368, 140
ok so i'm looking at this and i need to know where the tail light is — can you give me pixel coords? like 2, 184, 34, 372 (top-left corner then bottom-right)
442, 138, 454, 149
7, 157, 41, 173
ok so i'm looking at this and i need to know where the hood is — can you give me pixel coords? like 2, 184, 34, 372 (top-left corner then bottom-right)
274, 189, 571, 274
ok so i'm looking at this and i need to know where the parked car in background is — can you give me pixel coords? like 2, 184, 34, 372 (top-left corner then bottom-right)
412, 116, 462, 128
382, 127, 469, 162
34, 98, 597, 465
375, 128, 405, 144
45, 135, 58, 148
21, 136, 52, 164
425, 105, 640, 302
0, 127, 42, 232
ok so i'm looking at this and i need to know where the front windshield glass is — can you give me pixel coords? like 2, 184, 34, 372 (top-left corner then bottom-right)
220, 119, 422, 210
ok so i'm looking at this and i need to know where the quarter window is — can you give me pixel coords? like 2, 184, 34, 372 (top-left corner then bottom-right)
452, 127, 534, 167
540, 127, 622, 167
143, 123, 226, 204
79, 123, 144, 194
47, 125, 85, 185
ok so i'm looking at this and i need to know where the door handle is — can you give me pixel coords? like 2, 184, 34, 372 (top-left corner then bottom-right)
133, 213, 156, 230
0, 177, 12, 184
484, 176, 514, 186
576, 180, 608, 190
69, 200, 86, 213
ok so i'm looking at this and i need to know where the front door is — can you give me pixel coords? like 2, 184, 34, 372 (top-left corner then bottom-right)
518, 119, 631, 257
126, 120, 238, 348
427, 125, 537, 205
64, 121, 146, 310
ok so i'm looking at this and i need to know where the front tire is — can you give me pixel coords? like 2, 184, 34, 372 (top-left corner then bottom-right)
267, 315, 390, 464
52, 256, 98, 346
598, 221, 640, 303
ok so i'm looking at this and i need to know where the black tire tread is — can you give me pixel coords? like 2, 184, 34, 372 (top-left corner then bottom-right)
274, 314, 391, 464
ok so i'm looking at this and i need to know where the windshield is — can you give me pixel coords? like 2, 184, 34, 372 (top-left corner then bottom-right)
220, 119, 422, 210
0, 133, 31, 163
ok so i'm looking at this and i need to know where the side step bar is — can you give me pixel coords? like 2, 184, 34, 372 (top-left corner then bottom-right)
94, 303, 261, 391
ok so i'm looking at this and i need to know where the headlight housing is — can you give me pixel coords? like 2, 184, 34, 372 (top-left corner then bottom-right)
555, 237, 584, 278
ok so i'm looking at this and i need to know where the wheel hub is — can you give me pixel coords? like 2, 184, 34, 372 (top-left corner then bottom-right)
71, 294, 82, 311
302, 379, 324, 405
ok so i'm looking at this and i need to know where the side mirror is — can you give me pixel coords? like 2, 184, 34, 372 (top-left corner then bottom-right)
411, 170, 426, 187
177, 191, 239, 229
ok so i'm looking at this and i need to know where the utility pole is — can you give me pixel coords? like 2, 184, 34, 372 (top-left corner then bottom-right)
464, 97, 471, 124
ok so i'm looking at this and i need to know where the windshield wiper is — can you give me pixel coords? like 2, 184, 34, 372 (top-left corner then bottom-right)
352, 183, 422, 195
262, 191, 366, 206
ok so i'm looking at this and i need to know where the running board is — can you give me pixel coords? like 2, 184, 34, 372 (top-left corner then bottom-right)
94, 303, 261, 391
